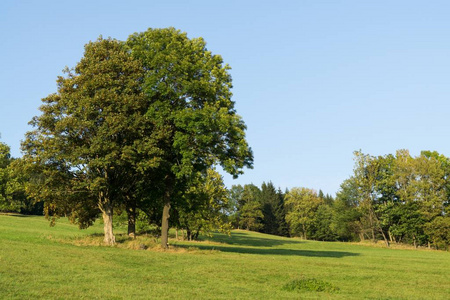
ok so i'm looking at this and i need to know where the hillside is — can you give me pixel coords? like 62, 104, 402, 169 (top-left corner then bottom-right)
0, 214, 449, 299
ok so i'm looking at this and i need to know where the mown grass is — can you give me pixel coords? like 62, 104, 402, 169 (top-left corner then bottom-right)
0, 214, 449, 299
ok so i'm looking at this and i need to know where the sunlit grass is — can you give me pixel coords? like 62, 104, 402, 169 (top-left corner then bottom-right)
0, 214, 449, 299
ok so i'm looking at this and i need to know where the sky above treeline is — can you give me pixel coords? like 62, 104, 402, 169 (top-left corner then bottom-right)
1, 1, 449, 195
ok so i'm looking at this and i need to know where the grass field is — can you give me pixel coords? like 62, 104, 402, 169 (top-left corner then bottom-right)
0, 214, 449, 299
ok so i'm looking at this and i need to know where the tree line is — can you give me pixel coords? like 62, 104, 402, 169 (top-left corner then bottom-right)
227, 150, 450, 250
5, 135, 448, 249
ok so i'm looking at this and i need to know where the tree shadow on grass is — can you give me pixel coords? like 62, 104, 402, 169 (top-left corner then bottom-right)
201, 231, 304, 248
179, 243, 359, 258
3, 213, 33, 218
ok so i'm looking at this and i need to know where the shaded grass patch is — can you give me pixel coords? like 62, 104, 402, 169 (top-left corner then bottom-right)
282, 278, 340, 293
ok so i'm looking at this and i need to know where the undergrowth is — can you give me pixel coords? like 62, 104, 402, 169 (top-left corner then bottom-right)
282, 278, 340, 293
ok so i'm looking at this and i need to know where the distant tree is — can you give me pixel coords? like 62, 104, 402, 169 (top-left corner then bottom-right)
332, 177, 362, 241
260, 182, 284, 235
424, 216, 450, 250
310, 204, 337, 241
339, 149, 450, 248
227, 184, 245, 228
0, 142, 15, 212
353, 151, 390, 246
276, 188, 290, 237
0, 144, 36, 213
239, 184, 263, 231
177, 168, 231, 240
285, 188, 323, 239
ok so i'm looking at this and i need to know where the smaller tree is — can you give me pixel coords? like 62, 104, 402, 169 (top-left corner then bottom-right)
424, 216, 450, 250
239, 184, 263, 231
310, 204, 337, 241
285, 187, 322, 240
177, 168, 231, 240
0, 142, 15, 212
227, 184, 245, 228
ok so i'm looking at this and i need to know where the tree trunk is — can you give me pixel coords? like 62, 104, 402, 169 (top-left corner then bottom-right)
380, 230, 390, 247
186, 228, 192, 241
161, 177, 173, 249
161, 201, 171, 249
193, 231, 200, 240
359, 232, 365, 241
101, 201, 115, 245
193, 226, 201, 240
127, 204, 136, 238
388, 230, 393, 242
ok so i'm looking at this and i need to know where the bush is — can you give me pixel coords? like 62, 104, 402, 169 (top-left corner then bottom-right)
282, 278, 339, 293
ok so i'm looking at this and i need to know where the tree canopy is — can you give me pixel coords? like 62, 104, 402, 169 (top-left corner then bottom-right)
127, 28, 253, 248
22, 37, 149, 244
21, 28, 253, 247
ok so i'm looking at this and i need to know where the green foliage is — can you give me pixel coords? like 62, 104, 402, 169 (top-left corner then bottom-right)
176, 168, 232, 240
260, 182, 289, 236
238, 184, 264, 231
332, 179, 362, 241
285, 187, 323, 239
342, 149, 450, 249
19, 28, 253, 246
425, 216, 450, 250
22, 37, 148, 243
282, 278, 340, 293
309, 204, 338, 241
127, 27, 253, 179
0, 144, 38, 214
0, 142, 13, 212
126, 28, 253, 247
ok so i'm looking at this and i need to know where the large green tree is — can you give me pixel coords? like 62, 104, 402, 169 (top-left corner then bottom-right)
127, 28, 253, 248
22, 38, 150, 245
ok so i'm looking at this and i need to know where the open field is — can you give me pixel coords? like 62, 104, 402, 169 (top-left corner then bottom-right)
0, 214, 449, 299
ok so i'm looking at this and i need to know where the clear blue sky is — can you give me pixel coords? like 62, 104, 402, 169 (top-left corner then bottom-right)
1, 1, 449, 195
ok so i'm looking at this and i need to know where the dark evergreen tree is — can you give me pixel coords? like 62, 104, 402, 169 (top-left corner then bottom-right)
260, 182, 279, 235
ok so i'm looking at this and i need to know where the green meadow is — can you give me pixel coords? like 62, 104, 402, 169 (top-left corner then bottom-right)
0, 214, 449, 299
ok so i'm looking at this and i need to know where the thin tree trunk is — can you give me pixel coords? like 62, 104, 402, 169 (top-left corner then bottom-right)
101, 201, 115, 245
161, 177, 173, 249
193, 226, 201, 240
380, 230, 390, 247
161, 201, 170, 248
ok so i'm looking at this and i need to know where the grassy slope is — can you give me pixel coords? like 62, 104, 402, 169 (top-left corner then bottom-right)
0, 214, 449, 299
